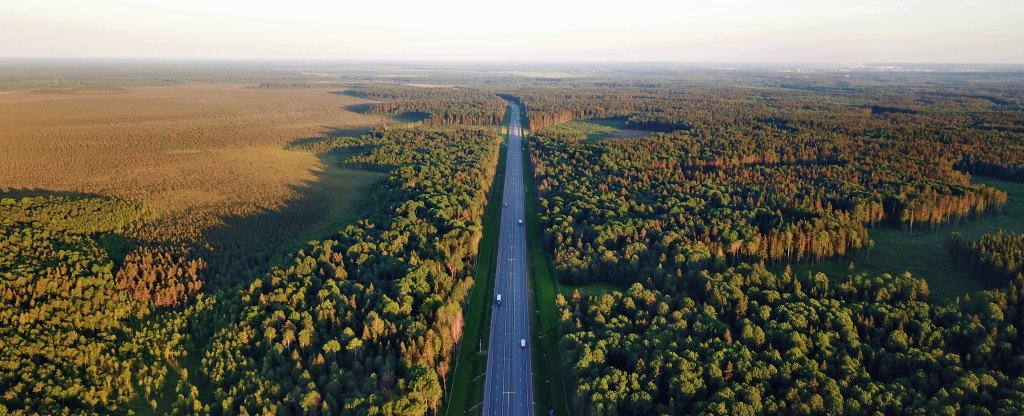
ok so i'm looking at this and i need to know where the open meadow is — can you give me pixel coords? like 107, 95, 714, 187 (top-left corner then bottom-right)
0, 83, 384, 240
788, 177, 1024, 298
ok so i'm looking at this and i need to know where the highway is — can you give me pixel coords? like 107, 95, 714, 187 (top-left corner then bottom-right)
482, 101, 535, 416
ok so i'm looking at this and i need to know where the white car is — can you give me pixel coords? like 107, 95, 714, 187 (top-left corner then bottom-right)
520, 339, 526, 348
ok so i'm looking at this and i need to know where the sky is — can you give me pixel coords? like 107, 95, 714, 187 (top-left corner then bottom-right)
1, 0, 1022, 63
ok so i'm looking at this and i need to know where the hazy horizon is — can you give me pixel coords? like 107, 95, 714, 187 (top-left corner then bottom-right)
3, 0, 1023, 64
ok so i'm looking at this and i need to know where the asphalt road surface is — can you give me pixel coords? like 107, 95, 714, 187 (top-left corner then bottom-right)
482, 102, 535, 416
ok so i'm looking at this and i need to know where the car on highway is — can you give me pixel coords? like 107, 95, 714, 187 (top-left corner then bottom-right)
496, 294, 501, 306
520, 339, 526, 348
518, 219, 523, 226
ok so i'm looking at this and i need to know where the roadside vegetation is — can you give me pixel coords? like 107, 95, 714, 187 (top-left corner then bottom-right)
443, 126, 507, 416
522, 138, 572, 416
188, 126, 501, 414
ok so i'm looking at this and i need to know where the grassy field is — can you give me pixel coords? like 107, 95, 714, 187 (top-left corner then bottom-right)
442, 117, 508, 416
201, 152, 384, 280
788, 177, 1024, 299
558, 281, 622, 298
290, 156, 383, 244
543, 118, 651, 141
523, 130, 572, 416
0, 83, 384, 241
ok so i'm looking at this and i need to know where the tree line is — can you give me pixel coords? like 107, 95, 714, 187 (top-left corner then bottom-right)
947, 231, 1024, 286
176, 126, 501, 415
346, 85, 508, 126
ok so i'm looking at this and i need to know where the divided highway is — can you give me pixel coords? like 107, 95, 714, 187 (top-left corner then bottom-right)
482, 102, 535, 416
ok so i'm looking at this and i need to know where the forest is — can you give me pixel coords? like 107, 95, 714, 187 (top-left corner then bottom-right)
0, 196, 188, 413
345, 85, 508, 126
508, 78, 1024, 182
527, 119, 1005, 286
559, 265, 1024, 415
509, 73, 1024, 415
947, 231, 1024, 286
0, 126, 501, 415
0, 66, 505, 415
3, 64, 1024, 415
173, 126, 501, 414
